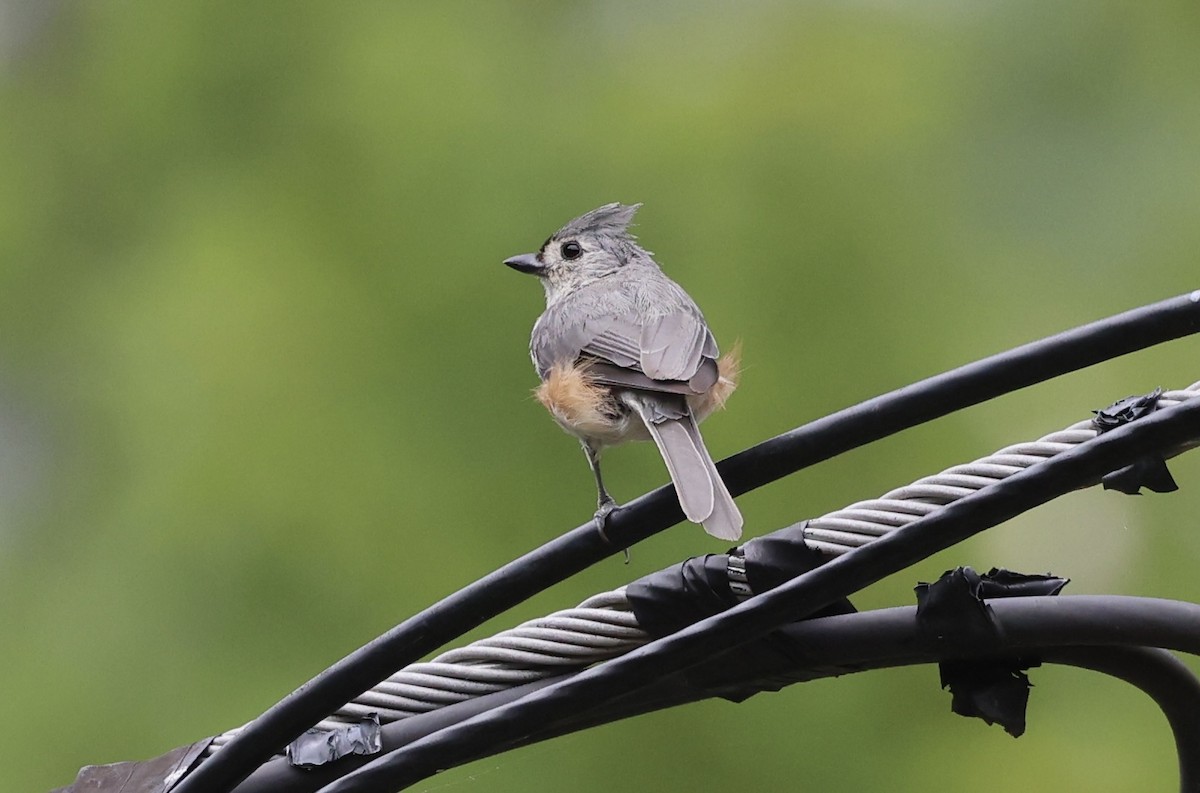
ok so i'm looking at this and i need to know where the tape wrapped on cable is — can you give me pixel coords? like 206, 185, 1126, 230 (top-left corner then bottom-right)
916, 566, 1069, 737
623, 524, 857, 702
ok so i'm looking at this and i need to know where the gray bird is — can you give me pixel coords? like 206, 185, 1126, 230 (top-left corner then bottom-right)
505, 202, 743, 541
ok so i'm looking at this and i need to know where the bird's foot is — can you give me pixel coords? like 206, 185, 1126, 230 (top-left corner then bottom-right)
593, 498, 617, 540
593, 499, 630, 564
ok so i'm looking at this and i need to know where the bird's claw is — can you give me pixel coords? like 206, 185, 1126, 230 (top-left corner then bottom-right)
593, 499, 617, 540
593, 499, 630, 563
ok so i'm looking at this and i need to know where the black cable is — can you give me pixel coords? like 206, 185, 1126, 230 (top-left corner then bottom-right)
239, 597, 1200, 793
514, 601, 1200, 780
313, 395, 1200, 793
230, 596, 1200, 793
174, 291, 1200, 793
543, 601, 1200, 793
228, 676, 568, 793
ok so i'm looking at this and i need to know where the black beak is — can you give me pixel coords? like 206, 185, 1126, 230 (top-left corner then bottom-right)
504, 252, 545, 275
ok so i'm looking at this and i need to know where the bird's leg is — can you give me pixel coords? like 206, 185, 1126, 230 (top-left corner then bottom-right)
582, 442, 626, 558
582, 441, 616, 523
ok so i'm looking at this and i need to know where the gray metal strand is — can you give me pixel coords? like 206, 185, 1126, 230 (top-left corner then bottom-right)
393, 662, 550, 684
803, 380, 1200, 554
206, 588, 649, 753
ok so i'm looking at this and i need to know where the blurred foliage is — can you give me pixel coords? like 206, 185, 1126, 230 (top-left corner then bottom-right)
1, 1, 1199, 791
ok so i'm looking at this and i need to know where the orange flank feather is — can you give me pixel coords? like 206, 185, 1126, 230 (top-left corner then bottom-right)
691, 340, 741, 421
713, 340, 742, 409
535, 362, 619, 437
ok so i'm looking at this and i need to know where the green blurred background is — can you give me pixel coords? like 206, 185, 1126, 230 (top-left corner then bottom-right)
2, 1, 1199, 790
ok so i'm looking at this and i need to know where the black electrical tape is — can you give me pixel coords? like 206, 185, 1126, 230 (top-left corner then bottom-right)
940, 660, 1034, 737
627, 524, 854, 639
913, 566, 1067, 639
741, 522, 856, 616
915, 567, 1004, 643
915, 566, 1068, 737
1093, 387, 1182, 494
287, 716, 382, 770
52, 740, 212, 793
975, 567, 1069, 599
626, 554, 738, 637
624, 532, 853, 701
1103, 457, 1180, 494
1093, 388, 1165, 429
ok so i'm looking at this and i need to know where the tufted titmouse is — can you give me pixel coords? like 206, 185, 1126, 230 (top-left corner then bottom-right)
505, 203, 743, 541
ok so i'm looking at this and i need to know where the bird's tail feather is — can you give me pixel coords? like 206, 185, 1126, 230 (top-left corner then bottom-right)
678, 414, 743, 541
625, 394, 743, 541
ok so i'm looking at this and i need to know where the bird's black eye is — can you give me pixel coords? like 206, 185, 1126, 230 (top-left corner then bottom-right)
560, 241, 583, 260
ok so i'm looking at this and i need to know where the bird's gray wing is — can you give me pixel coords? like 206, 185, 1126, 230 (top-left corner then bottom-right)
583, 311, 719, 394
638, 312, 701, 380
531, 290, 719, 393
582, 315, 645, 370
586, 362, 713, 396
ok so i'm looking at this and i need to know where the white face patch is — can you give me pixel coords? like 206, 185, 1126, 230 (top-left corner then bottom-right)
539, 236, 623, 304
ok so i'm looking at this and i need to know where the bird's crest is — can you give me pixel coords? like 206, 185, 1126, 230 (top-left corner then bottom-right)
554, 202, 642, 241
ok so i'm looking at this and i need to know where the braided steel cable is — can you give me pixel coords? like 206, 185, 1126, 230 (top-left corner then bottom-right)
205, 380, 1200, 759
206, 591, 647, 753
802, 380, 1200, 555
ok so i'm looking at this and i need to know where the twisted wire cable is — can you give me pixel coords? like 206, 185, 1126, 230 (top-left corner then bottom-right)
205, 379, 1200, 757
802, 380, 1200, 555
205, 591, 647, 752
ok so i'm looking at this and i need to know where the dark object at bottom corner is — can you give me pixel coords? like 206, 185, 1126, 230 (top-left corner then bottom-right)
942, 660, 1036, 738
